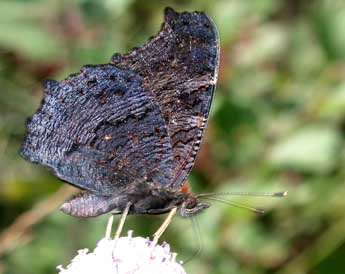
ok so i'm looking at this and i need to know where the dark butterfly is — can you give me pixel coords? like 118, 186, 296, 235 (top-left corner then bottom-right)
21, 7, 220, 218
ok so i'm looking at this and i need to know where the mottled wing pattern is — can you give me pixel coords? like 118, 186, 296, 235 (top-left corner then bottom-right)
111, 8, 220, 189
21, 64, 174, 194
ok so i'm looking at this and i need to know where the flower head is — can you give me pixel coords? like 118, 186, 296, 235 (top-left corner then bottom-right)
57, 231, 187, 274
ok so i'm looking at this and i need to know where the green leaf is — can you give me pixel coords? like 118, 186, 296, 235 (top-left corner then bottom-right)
0, 23, 62, 60
269, 126, 341, 174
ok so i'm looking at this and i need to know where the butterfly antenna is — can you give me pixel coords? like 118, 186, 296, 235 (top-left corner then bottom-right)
197, 191, 288, 198
202, 196, 266, 214
183, 216, 203, 264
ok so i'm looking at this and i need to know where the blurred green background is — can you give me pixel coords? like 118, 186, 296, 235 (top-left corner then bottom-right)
1, 0, 345, 273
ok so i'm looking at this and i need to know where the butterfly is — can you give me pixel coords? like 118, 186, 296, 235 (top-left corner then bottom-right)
21, 7, 220, 219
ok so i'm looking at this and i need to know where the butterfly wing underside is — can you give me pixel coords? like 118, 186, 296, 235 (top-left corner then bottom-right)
112, 7, 220, 189
21, 7, 219, 217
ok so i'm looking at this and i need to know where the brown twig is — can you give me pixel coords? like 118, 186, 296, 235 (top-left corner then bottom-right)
0, 185, 76, 258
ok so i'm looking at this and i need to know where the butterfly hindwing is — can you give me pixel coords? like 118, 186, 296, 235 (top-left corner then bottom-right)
112, 7, 220, 189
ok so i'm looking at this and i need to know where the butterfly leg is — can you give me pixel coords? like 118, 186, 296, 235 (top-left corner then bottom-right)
152, 207, 177, 244
105, 214, 115, 238
114, 202, 132, 239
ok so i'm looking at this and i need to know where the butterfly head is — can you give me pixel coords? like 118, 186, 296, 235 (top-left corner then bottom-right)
177, 184, 209, 217
179, 195, 209, 217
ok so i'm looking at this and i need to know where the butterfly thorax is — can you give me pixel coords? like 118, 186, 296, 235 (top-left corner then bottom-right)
117, 184, 209, 217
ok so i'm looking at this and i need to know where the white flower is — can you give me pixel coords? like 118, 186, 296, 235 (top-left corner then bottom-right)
57, 231, 187, 274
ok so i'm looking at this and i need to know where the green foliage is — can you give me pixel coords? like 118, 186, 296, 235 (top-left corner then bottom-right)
1, 0, 345, 273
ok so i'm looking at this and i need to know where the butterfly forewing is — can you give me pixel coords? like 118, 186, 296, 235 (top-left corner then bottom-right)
21, 64, 174, 194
